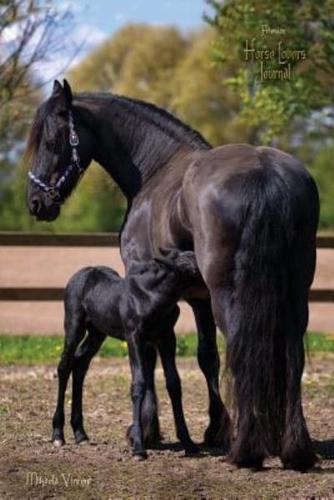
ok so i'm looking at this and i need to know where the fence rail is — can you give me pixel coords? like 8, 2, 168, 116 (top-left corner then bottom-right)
0, 231, 333, 248
0, 232, 333, 303
0, 232, 119, 247
0, 287, 333, 303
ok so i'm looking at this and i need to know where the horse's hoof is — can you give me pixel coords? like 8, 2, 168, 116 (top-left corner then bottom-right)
181, 440, 200, 457
133, 451, 148, 461
227, 453, 264, 471
203, 425, 231, 451
53, 438, 65, 447
127, 424, 162, 449
281, 449, 317, 472
184, 442, 200, 456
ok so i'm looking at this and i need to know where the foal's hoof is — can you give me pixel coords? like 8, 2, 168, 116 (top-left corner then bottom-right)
74, 429, 89, 445
53, 438, 65, 448
52, 429, 65, 447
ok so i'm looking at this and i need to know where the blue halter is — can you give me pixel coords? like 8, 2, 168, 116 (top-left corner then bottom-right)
28, 110, 83, 202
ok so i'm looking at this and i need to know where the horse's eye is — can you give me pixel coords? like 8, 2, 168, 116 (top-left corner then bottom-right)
57, 110, 68, 119
46, 138, 56, 150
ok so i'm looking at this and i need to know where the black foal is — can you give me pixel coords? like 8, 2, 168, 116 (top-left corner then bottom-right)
52, 251, 199, 458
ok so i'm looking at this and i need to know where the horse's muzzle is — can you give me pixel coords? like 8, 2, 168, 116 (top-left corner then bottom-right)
28, 193, 60, 221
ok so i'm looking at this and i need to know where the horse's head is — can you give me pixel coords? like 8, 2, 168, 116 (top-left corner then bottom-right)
26, 80, 94, 221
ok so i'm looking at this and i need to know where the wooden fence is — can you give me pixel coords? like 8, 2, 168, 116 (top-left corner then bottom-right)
0, 232, 333, 303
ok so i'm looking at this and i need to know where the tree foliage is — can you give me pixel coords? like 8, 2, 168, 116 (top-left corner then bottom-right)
70, 24, 250, 146
310, 145, 334, 228
0, 13, 333, 231
206, 0, 334, 144
0, 0, 73, 106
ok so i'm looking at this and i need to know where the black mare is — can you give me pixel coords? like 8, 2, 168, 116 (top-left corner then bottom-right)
26, 80, 319, 471
52, 252, 200, 458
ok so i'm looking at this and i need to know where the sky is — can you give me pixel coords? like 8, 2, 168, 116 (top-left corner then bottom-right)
63, 0, 208, 34
39, 0, 210, 90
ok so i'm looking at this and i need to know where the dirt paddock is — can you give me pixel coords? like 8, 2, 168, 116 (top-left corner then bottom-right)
0, 356, 333, 499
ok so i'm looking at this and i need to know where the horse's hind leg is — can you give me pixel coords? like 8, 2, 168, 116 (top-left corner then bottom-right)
52, 313, 86, 446
280, 330, 316, 471
280, 295, 317, 471
188, 299, 231, 449
71, 325, 106, 444
158, 332, 199, 455
280, 234, 317, 471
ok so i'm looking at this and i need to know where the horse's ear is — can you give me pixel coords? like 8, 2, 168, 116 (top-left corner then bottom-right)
52, 79, 72, 111
52, 80, 63, 96
63, 79, 73, 106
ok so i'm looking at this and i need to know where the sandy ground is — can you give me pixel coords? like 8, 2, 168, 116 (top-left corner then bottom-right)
0, 356, 333, 499
0, 247, 333, 335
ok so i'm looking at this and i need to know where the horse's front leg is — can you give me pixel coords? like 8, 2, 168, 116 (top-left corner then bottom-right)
141, 343, 162, 445
127, 329, 148, 459
188, 298, 231, 449
126, 343, 162, 448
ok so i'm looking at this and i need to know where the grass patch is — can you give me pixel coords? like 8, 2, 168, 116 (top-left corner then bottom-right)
306, 332, 334, 352
0, 332, 333, 365
0, 335, 129, 365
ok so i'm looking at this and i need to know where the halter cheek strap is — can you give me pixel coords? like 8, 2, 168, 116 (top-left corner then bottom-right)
28, 110, 83, 202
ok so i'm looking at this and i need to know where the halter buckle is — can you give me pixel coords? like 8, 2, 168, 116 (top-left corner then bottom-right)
69, 132, 79, 146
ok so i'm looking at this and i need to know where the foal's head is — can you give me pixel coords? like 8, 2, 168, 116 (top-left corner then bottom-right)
26, 80, 95, 221
130, 250, 199, 295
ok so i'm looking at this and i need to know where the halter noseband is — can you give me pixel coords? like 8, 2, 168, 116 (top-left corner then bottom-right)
28, 110, 83, 202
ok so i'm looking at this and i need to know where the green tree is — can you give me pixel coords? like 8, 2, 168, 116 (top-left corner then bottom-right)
206, 0, 334, 144
0, 0, 73, 158
310, 144, 334, 228
70, 24, 188, 108
70, 24, 253, 146
0, 0, 81, 231
170, 29, 253, 145
0, 162, 126, 232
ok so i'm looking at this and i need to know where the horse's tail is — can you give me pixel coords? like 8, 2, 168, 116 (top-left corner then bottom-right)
224, 165, 317, 469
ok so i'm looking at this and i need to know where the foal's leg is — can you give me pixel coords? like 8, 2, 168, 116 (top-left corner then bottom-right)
71, 325, 106, 444
188, 298, 231, 448
52, 314, 86, 446
158, 333, 199, 455
127, 330, 147, 459
127, 343, 162, 448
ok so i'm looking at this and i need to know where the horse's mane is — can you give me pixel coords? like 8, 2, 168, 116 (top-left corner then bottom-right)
25, 92, 211, 181
77, 93, 211, 151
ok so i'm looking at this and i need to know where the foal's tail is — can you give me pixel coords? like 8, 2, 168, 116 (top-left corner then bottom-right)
224, 166, 317, 467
